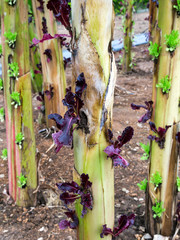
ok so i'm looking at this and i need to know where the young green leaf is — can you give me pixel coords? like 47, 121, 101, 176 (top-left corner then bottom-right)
165, 30, 180, 53
139, 142, 150, 160
4, 30, 17, 49
173, 0, 180, 15
177, 176, 180, 192
5, 0, 17, 6
1, 148, 8, 161
11, 92, 21, 108
137, 178, 148, 192
152, 200, 165, 218
150, 171, 162, 191
15, 132, 24, 149
0, 45, 2, 57
17, 173, 27, 188
156, 75, 171, 94
8, 62, 19, 80
148, 41, 162, 60
0, 78, 3, 90
0, 107, 5, 122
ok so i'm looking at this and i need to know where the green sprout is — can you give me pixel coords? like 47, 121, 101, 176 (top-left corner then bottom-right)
165, 30, 180, 53
139, 142, 150, 160
0, 78, 3, 91
8, 62, 19, 80
1, 148, 8, 161
152, 200, 165, 219
156, 75, 171, 94
137, 178, 148, 192
173, 0, 180, 15
5, 0, 17, 6
177, 176, 180, 192
17, 173, 27, 188
0, 45, 2, 57
11, 92, 21, 108
148, 41, 162, 61
4, 30, 17, 49
0, 107, 5, 123
150, 171, 162, 191
15, 132, 24, 149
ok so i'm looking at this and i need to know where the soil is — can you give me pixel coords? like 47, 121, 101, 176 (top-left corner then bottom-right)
0, 12, 179, 240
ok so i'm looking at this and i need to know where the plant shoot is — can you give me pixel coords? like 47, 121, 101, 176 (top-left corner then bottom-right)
148, 41, 161, 60
137, 178, 148, 192
156, 75, 171, 94
17, 173, 27, 188
150, 171, 162, 191
10, 92, 21, 108
4, 30, 17, 49
0, 107, 5, 122
165, 30, 180, 53
15, 132, 24, 149
152, 200, 165, 219
1, 148, 8, 161
139, 142, 150, 160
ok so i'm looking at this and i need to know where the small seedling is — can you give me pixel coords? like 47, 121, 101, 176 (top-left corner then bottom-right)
11, 92, 21, 108
0, 107, 5, 122
156, 75, 171, 94
4, 30, 17, 49
5, 0, 17, 6
165, 30, 180, 53
152, 200, 165, 218
0, 78, 3, 90
173, 0, 180, 15
137, 178, 148, 192
17, 173, 27, 188
1, 148, 8, 161
150, 171, 162, 191
177, 176, 180, 192
139, 142, 150, 160
0, 45, 2, 57
15, 132, 24, 149
8, 62, 19, 80
148, 41, 162, 60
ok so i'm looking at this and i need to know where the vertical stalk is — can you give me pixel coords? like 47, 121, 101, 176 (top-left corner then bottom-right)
72, 0, 116, 239
1, 0, 37, 207
146, 0, 179, 236
32, 0, 66, 127
149, 0, 158, 42
122, 0, 133, 72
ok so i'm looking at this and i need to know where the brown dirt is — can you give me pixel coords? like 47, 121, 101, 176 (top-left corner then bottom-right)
0, 12, 178, 240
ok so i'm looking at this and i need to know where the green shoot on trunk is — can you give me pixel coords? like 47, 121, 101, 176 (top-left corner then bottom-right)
0, 78, 3, 90
139, 142, 150, 160
5, 0, 17, 6
148, 41, 162, 60
156, 75, 171, 94
137, 178, 148, 192
1, 148, 8, 161
0, 107, 5, 122
165, 30, 180, 53
10, 92, 21, 108
173, 0, 180, 15
17, 173, 27, 188
15, 132, 24, 150
4, 30, 17, 49
8, 62, 19, 80
0, 45, 2, 57
177, 177, 180, 192
152, 200, 165, 219
150, 171, 162, 191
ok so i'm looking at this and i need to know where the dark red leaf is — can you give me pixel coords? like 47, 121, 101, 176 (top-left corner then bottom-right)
117, 126, 134, 148
37, 0, 45, 12
56, 181, 80, 193
42, 17, 48, 34
60, 192, 80, 205
43, 49, 52, 62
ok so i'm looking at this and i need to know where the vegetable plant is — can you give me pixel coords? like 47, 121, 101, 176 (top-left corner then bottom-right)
148, 41, 162, 60
156, 75, 171, 94
4, 30, 17, 49
0, 107, 5, 122
15, 132, 24, 149
17, 173, 27, 188
0, 78, 3, 90
139, 142, 150, 160
10, 92, 21, 108
150, 171, 162, 191
177, 177, 180, 192
8, 62, 19, 80
5, 0, 17, 6
1, 148, 8, 161
165, 30, 180, 53
173, 0, 180, 15
137, 178, 148, 192
131, 101, 153, 123
152, 200, 165, 219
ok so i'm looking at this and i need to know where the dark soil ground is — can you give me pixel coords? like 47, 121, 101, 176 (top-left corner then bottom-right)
0, 12, 179, 240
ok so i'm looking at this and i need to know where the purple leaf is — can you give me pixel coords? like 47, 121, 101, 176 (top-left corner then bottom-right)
104, 145, 121, 158
52, 131, 64, 153
59, 209, 79, 230
43, 49, 52, 62
44, 85, 54, 100
131, 101, 153, 123
100, 214, 135, 238
60, 192, 80, 205
30, 33, 69, 47
117, 126, 134, 148
47, 0, 72, 35
176, 132, 180, 143
107, 129, 113, 141
113, 155, 129, 168
59, 220, 70, 230
42, 17, 48, 34
80, 192, 93, 217
75, 73, 87, 98
80, 173, 92, 190
37, 0, 45, 12
56, 181, 80, 193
